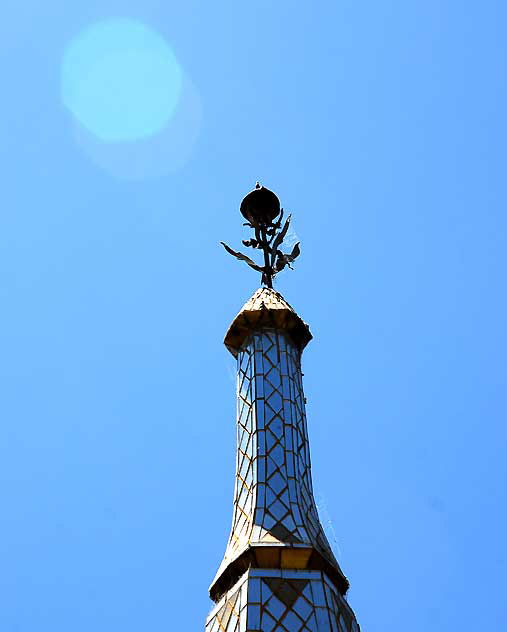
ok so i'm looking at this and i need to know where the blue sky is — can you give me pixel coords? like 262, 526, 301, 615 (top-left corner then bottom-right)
1, 1, 506, 630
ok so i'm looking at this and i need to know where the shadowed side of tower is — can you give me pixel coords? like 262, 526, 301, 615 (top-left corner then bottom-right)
205, 288, 360, 631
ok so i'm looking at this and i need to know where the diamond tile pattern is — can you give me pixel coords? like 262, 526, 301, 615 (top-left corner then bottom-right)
206, 290, 360, 630
206, 569, 360, 632
219, 328, 337, 567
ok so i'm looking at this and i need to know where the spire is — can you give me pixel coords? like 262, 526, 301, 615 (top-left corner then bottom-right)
205, 186, 361, 631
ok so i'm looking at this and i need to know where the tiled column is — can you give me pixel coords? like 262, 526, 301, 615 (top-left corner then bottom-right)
206, 289, 360, 631
206, 569, 359, 632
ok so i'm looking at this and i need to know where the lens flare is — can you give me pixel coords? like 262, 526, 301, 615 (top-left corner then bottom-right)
74, 74, 202, 180
62, 19, 183, 142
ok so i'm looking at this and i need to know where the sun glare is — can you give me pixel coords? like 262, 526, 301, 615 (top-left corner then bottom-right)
62, 19, 183, 142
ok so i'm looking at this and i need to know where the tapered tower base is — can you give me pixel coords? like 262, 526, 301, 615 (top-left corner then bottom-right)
206, 569, 359, 632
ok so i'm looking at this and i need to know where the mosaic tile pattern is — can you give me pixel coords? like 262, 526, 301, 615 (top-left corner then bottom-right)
215, 327, 338, 575
206, 290, 360, 630
206, 569, 360, 632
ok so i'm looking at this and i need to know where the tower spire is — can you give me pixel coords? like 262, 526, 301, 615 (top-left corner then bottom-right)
206, 187, 361, 631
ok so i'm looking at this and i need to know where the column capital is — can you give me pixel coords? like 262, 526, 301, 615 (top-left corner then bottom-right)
224, 287, 313, 357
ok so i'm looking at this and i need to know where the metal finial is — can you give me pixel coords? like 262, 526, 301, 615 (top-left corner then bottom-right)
221, 184, 301, 288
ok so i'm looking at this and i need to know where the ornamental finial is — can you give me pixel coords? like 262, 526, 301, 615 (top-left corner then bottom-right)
220, 183, 300, 288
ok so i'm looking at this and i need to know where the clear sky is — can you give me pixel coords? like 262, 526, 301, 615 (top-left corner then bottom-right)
1, 1, 506, 630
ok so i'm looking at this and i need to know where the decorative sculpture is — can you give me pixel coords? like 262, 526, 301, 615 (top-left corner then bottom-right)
221, 182, 301, 288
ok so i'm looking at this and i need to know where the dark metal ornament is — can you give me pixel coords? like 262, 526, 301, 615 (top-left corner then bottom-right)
221, 183, 300, 288
240, 182, 281, 225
